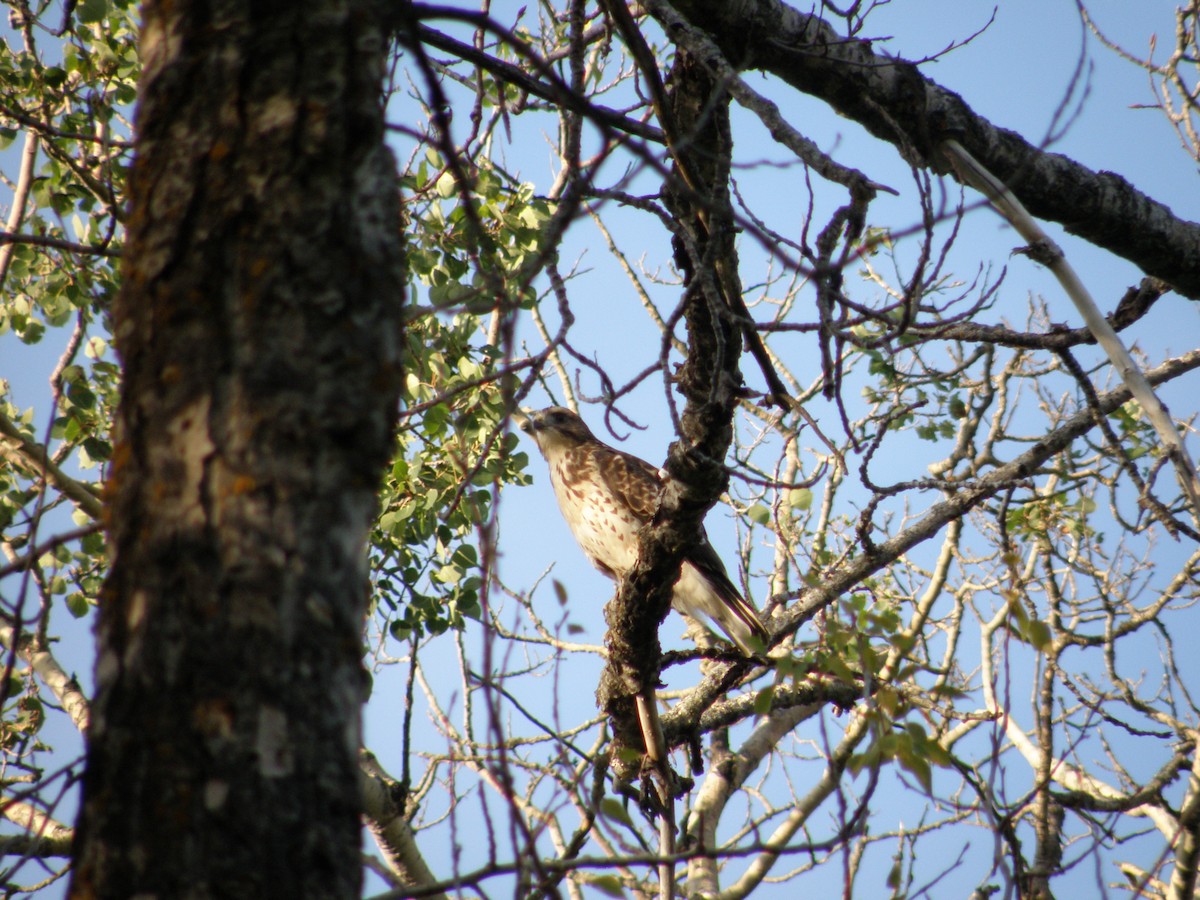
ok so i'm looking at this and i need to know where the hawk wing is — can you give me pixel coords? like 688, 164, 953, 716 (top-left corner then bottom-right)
596, 441, 768, 650
592, 443, 663, 522
554, 426, 769, 654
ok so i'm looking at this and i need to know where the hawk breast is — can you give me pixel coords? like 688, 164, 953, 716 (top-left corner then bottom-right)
550, 447, 649, 579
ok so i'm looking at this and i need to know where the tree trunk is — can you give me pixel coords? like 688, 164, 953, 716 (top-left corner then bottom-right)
68, 2, 404, 897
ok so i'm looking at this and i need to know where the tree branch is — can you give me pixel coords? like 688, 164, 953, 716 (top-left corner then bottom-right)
0, 623, 91, 732
667, 0, 1200, 299
0, 800, 74, 859
941, 137, 1200, 524
359, 751, 448, 900
0, 410, 104, 520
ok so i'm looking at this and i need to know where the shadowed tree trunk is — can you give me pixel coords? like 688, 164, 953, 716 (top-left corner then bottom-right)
68, 2, 405, 896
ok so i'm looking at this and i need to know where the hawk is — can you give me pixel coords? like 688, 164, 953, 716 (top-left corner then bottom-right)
518, 406, 768, 656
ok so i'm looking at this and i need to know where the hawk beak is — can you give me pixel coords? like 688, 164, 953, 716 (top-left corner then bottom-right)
513, 409, 535, 434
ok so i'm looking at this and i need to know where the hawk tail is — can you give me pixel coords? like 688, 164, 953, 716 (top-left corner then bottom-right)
678, 559, 770, 657
710, 581, 770, 657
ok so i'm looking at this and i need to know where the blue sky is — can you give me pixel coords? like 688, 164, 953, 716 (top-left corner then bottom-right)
371, 3, 1200, 896
471, 0, 1198, 636
2, 1, 1199, 896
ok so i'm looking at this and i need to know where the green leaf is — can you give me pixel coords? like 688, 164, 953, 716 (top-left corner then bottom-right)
66, 592, 90, 618
887, 859, 902, 890
586, 875, 626, 898
613, 745, 643, 765
428, 281, 474, 307
598, 797, 633, 828
899, 748, 932, 793
788, 488, 813, 511
67, 383, 97, 410
754, 685, 775, 716
1024, 619, 1052, 652
747, 503, 771, 526
435, 564, 462, 584
77, 0, 109, 25
435, 171, 457, 199
42, 66, 68, 87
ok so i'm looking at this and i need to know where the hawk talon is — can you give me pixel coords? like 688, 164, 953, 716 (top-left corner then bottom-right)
636, 770, 692, 821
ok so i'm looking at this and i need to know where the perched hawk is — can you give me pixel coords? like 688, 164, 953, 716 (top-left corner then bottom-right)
519, 407, 768, 656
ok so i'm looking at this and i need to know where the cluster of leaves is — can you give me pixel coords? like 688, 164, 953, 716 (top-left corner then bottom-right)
370, 156, 552, 640
0, 399, 36, 533
0, 11, 137, 852
1, 2, 135, 644
0, 674, 45, 755
0, 1, 134, 340
372, 326, 530, 640
858, 327, 973, 443
403, 152, 553, 312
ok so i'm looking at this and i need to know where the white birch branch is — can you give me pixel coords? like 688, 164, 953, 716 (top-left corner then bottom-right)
0, 624, 90, 732
978, 608, 1179, 842
940, 138, 1200, 526
359, 751, 449, 900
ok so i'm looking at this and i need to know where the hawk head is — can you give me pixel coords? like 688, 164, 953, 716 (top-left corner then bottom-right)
518, 407, 595, 454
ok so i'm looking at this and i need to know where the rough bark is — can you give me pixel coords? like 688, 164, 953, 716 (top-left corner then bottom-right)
595, 46, 745, 782
68, 2, 405, 897
661, 0, 1200, 300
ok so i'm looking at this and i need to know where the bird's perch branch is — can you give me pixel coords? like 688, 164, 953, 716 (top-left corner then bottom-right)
593, 39, 747, 900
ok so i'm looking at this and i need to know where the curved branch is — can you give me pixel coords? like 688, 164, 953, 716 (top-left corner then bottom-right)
359, 751, 448, 900
941, 137, 1200, 522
